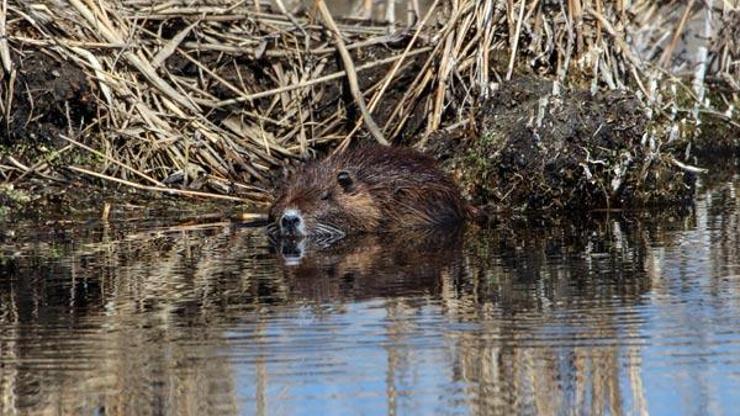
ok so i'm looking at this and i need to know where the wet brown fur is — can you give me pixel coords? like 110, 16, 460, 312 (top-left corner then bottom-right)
269, 146, 468, 235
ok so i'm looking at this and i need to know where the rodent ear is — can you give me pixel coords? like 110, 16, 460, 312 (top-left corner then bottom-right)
337, 170, 354, 192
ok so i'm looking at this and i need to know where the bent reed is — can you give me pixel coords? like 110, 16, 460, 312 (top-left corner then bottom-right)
0, 0, 736, 204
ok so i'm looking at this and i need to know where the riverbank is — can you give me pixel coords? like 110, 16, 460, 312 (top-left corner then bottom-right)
1, 1, 737, 220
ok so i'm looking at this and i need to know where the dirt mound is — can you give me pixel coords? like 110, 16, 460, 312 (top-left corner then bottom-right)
429, 78, 697, 217
2, 51, 96, 149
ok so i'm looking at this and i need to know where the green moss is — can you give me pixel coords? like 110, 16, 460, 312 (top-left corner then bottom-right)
0, 185, 32, 219
457, 129, 508, 202
0, 184, 32, 204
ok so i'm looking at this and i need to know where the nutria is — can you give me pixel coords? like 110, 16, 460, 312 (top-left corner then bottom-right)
276, 232, 466, 301
268, 146, 468, 238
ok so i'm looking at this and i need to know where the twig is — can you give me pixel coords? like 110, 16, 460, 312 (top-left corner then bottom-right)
506, 0, 526, 80
68, 0, 200, 112
273, 0, 310, 48
658, 0, 695, 68
0, 0, 12, 74
11, 145, 71, 183
314, 0, 388, 145
340, 0, 440, 146
670, 157, 708, 174
7, 156, 61, 181
692, 0, 713, 104
67, 165, 253, 202
151, 19, 198, 69
2, 64, 14, 139
60, 134, 165, 187
212, 48, 431, 108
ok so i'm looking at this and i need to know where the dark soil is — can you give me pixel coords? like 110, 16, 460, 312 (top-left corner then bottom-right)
1, 51, 97, 151
427, 77, 697, 218
0, 48, 713, 224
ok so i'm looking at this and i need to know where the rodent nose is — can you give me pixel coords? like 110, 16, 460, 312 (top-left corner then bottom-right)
280, 213, 302, 233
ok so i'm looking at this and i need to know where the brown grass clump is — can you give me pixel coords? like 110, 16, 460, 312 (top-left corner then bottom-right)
0, 0, 736, 206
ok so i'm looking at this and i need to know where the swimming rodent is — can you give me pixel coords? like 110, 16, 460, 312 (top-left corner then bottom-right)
268, 145, 468, 239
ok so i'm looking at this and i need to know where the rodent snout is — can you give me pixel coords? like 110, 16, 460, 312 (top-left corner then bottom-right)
279, 210, 304, 236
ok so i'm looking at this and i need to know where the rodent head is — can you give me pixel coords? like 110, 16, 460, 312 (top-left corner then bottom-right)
268, 162, 382, 239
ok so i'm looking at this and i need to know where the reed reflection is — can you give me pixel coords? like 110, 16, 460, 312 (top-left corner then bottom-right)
0, 176, 737, 416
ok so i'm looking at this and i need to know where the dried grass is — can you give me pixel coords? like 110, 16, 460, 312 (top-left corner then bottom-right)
0, 0, 736, 204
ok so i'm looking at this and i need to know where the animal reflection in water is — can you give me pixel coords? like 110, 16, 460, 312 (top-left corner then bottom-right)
268, 228, 465, 300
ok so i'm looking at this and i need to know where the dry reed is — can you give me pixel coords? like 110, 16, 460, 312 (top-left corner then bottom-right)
0, 0, 736, 204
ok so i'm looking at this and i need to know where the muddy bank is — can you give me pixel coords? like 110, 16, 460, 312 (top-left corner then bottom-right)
1, 51, 97, 151
428, 78, 699, 218
0, 3, 738, 221
0, 50, 714, 223
0, 65, 709, 223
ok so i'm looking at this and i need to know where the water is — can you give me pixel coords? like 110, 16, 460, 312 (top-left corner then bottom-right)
0, 168, 738, 415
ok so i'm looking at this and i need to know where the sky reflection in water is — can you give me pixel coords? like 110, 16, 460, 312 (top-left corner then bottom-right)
0, 172, 738, 415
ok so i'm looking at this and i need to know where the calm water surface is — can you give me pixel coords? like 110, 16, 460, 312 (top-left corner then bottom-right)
0, 168, 738, 415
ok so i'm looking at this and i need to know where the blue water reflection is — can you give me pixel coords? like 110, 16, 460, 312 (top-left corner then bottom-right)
0, 173, 738, 415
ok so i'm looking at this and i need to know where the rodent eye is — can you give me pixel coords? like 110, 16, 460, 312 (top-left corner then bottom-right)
337, 170, 354, 192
